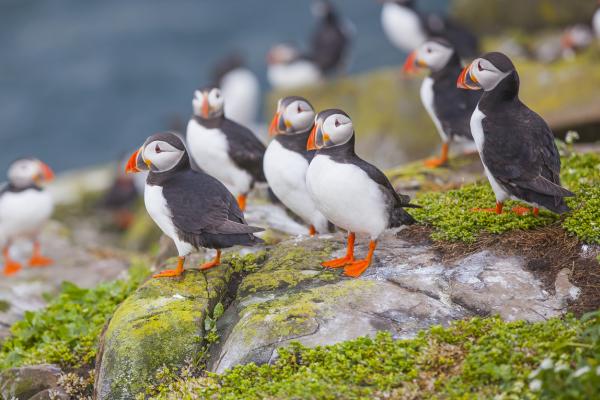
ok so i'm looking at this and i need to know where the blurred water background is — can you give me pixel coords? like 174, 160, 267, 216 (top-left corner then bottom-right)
0, 0, 447, 172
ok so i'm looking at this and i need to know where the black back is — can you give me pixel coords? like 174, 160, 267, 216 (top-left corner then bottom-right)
310, 1, 349, 73
478, 70, 573, 213
430, 50, 481, 141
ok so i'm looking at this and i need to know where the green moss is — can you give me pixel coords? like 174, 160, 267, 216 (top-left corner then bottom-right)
0, 300, 10, 313
237, 241, 336, 296
98, 267, 230, 398
151, 315, 595, 399
409, 153, 600, 243
238, 280, 371, 345
0, 260, 150, 370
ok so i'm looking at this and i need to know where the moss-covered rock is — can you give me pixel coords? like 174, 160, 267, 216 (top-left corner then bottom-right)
94, 266, 230, 400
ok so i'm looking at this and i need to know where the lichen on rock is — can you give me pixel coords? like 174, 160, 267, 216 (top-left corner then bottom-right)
94, 266, 229, 400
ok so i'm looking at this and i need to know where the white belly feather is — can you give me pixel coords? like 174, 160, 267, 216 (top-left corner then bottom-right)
144, 184, 193, 257
0, 189, 53, 242
420, 77, 447, 142
306, 155, 388, 239
186, 119, 252, 196
263, 141, 329, 233
470, 106, 510, 202
381, 3, 427, 52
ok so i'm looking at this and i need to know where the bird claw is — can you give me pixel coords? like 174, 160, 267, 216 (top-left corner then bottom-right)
343, 259, 371, 278
511, 206, 532, 216
199, 261, 220, 271
28, 255, 53, 268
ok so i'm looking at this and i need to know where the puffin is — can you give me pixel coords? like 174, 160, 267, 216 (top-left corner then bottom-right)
309, 0, 353, 74
380, 0, 479, 58
125, 132, 263, 278
186, 86, 266, 211
0, 158, 54, 276
403, 38, 481, 167
99, 154, 141, 230
305, 109, 418, 277
211, 53, 261, 127
457, 52, 574, 215
263, 96, 330, 236
267, 43, 322, 90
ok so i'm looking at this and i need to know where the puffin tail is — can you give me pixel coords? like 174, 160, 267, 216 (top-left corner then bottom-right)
390, 206, 417, 228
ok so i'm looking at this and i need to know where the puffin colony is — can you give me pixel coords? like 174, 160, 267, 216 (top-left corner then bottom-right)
1, 1, 580, 280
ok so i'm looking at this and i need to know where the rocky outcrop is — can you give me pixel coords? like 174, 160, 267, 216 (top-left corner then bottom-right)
209, 230, 579, 373
94, 263, 230, 400
0, 364, 62, 400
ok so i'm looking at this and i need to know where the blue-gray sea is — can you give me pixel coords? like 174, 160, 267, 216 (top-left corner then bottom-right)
0, 0, 446, 172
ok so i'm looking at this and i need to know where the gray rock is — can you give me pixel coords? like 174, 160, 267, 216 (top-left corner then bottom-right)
0, 364, 62, 400
210, 230, 579, 373
29, 388, 70, 400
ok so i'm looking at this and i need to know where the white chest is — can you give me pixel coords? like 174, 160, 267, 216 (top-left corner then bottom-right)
144, 183, 194, 256
381, 4, 426, 51
186, 119, 252, 195
306, 155, 388, 239
593, 9, 600, 38
0, 189, 54, 237
420, 77, 446, 140
470, 106, 486, 153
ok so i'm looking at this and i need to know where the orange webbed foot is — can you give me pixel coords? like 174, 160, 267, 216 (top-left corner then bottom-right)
3, 261, 22, 276
200, 260, 220, 271
321, 256, 353, 269
237, 195, 247, 212
424, 157, 447, 168
472, 202, 503, 215
511, 206, 533, 216
153, 257, 185, 278
153, 268, 185, 278
343, 259, 371, 278
28, 255, 54, 268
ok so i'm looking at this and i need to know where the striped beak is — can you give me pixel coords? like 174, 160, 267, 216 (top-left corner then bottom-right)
457, 62, 481, 90
269, 112, 281, 136
125, 146, 148, 173
402, 50, 427, 74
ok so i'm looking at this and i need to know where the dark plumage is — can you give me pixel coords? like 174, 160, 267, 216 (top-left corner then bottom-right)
472, 53, 574, 214
310, 0, 351, 74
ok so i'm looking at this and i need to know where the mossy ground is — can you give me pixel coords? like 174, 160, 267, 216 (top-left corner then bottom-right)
147, 312, 600, 400
407, 152, 600, 244
0, 260, 149, 370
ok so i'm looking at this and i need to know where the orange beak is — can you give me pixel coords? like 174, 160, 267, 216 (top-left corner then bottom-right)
457, 63, 481, 90
402, 50, 419, 74
125, 147, 142, 174
202, 93, 210, 118
39, 162, 54, 182
269, 112, 280, 136
307, 123, 318, 150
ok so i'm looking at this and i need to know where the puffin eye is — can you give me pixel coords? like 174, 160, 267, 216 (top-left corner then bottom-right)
426, 47, 432, 53
334, 119, 340, 127
155, 144, 162, 154
478, 62, 484, 72
215, 91, 220, 98
297, 104, 302, 113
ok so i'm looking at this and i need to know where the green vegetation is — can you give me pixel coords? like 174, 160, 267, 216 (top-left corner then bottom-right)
408, 153, 600, 243
0, 260, 149, 370
147, 314, 600, 400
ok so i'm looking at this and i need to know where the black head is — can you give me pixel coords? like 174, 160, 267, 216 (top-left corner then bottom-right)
126, 132, 189, 174
269, 96, 316, 136
457, 51, 519, 94
307, 109, 354, 150
192, 86, 224, 119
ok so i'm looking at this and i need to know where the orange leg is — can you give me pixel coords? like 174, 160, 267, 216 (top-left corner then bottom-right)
153, 256, 185, 278
424, 142, 449, 168
322, 232, 355, 268
28, 241, 53, 268
472, 201, 504, 214
533, 207, 539, 217
344, 240, 377, 278
309, 225, 316, 237
200, 249, 221, 271
511, 206, 540, 217
237, 194, 247, 212
3, 244, 22, 276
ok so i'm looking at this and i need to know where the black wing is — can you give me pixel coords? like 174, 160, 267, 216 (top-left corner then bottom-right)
481, 104, 573, 212
422, 13, 479, 58
162, 170, 263, 237
221, 118, 266, 182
